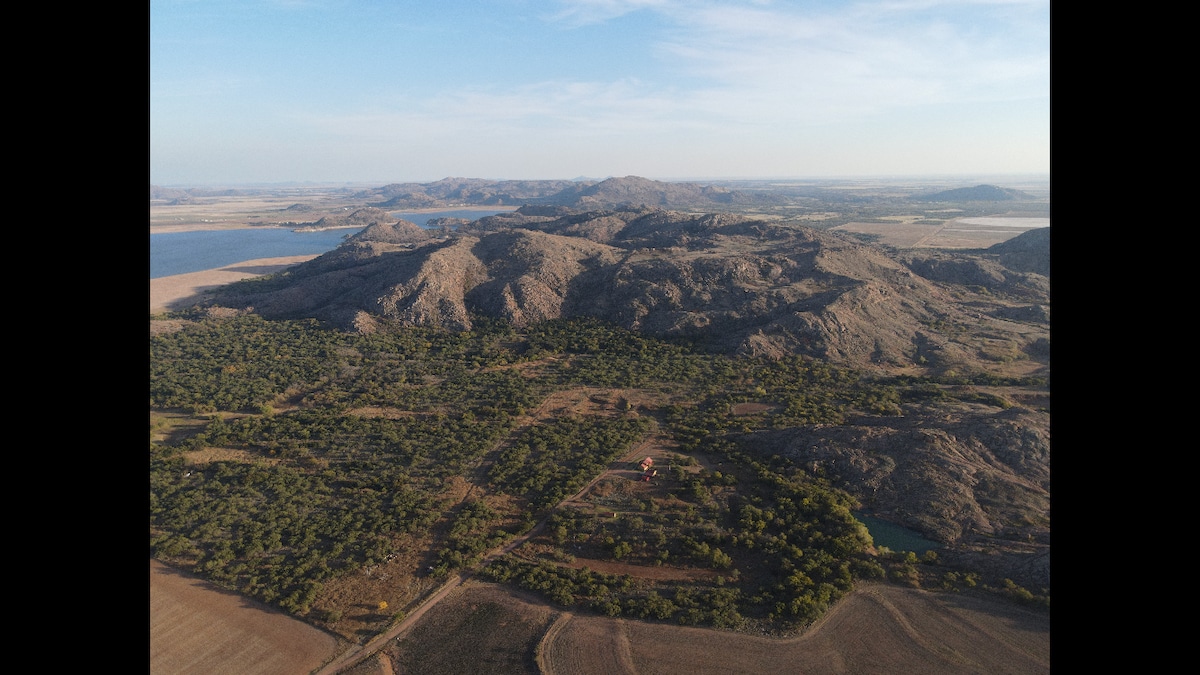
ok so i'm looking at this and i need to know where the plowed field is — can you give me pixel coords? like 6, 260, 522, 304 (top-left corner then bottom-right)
402, 580, 1048, 675
150, 560, 341, 675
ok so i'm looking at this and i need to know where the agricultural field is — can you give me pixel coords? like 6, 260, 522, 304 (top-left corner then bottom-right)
831, 215, 1048, 249
373, 578, 1049, 675
151, 559, 1047, 675
150, 560, 340, 675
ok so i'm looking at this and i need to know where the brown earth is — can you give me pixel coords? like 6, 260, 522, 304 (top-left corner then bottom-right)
150, 559, 342, 675
383, 579, 1048, 675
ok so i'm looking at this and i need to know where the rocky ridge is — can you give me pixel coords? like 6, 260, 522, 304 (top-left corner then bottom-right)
356, 176, 788, 211
212, 208, 1049, 375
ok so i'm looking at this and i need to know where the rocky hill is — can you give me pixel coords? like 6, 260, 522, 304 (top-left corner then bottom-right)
358, 177, 584, 209
291, 207, 401, 232
210, 208, 1049, 376
744, 401, 1050, 588
344, 216, 432, 244
355, 176, 791, 211
913, 184, 1031, 202
530, 175, 788, 209
989, 227, 1050, 276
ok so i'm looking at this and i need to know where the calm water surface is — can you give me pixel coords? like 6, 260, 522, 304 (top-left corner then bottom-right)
854, 513, 940, 554
149, 209, 512, 279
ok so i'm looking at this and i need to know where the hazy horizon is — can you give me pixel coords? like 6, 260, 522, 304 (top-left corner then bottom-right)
150, 1, 1050, 186
150, 172, 1051, 191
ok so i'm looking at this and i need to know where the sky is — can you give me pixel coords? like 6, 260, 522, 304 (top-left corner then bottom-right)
149, 0, 1050, 186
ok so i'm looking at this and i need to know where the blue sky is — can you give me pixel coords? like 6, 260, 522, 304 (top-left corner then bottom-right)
150, 0, 1050, 186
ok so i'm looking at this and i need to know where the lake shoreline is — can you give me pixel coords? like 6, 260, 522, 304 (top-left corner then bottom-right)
150, 205, 518, 234
150, 255, 320, 315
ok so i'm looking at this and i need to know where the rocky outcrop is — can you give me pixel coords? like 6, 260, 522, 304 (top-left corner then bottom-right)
743, 402, 1050, 588
347, 219, 432, 245
901, 254, 1047, 301
296, 207, 398, 231
464, 230, 623, 327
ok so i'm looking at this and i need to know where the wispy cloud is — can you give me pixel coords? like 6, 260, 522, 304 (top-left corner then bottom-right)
659, 1, 1045, 102
550, 0, 676, 26
292, 0, 1047, 154
152, 0, 1048, 183
309, 77, 700, 144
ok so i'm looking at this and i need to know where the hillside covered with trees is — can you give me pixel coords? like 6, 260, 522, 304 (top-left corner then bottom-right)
151, 311, 1048, 641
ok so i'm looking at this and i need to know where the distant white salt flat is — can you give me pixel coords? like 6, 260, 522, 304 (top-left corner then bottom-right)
957, 217, 1050, 228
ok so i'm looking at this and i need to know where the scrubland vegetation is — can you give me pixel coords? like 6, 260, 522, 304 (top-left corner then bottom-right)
150, 312, 1045, 634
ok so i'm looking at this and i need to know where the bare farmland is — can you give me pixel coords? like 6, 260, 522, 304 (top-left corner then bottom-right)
383, 579, 1048, 675
150, 560, 341, 675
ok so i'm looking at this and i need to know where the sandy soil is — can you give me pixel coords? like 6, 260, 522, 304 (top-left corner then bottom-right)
150, 560, 341, 675
150, 255, 319, 314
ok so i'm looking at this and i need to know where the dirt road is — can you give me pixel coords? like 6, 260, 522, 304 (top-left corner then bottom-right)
316, 434, 659, 673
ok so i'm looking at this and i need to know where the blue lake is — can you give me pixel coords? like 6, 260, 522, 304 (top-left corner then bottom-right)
854, 513, 939, 554
149, 209, 512, 279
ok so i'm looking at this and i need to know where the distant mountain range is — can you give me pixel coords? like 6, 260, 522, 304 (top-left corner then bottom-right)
153, 176, 1048, 213
355, 175, 789, 210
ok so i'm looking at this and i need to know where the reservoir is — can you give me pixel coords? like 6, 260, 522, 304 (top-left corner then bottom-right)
149, 209, 513, 279
854, 513, 939, 555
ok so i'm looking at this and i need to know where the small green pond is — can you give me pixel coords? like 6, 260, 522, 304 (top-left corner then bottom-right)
854, 513, 940, 555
